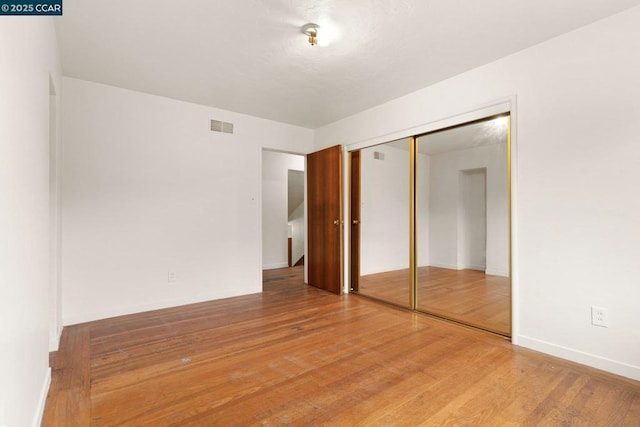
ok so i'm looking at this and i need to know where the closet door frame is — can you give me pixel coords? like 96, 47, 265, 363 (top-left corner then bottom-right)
347, 105, 514, 338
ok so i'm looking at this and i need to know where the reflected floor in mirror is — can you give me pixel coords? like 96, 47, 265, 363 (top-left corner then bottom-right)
358, 266, 510, 335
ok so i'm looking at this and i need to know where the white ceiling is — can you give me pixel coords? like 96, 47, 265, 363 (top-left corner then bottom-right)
385, 116, 506, 154
417, 116, 508, 155
55, 0, 640, 128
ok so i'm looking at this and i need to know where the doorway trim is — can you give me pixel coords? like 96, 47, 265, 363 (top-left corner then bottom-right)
49, 73, 63, 352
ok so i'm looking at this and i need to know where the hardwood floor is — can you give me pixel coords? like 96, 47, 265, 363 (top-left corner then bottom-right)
359, 266, 510, 335
43, 266, 639, 426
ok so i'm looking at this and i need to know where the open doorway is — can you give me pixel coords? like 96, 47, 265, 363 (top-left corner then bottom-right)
261, 150, 305, 281
287, 170, 305, 267
458, 168, 487, 271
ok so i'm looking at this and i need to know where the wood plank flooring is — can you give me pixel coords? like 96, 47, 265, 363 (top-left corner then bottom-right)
359, 266, 510, 335
43, 266, 639, 426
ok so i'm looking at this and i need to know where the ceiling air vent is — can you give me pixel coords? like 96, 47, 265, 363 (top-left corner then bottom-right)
211, 119, 234, 134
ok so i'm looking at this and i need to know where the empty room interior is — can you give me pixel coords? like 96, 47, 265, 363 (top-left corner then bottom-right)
2, 1, 640, 425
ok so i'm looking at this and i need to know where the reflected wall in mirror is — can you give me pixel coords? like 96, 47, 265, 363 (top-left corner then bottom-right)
354, 139, 411, 308
416, 116, 510, 335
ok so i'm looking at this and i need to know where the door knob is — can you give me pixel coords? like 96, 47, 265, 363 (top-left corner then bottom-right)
352, 219, 360, 225
333, 219, 340, 225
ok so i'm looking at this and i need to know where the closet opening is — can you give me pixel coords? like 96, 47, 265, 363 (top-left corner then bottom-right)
349, 114, 511, 337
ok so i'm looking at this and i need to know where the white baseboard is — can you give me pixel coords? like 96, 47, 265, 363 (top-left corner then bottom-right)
32, 367, 51, 427
48, 325, 63, 352
461, 264, 486, 271
424, 263, 509, 277
517, 335, 640, 381
262, 262, 289, 270
485, 267, 509, 277
428, 262, 458, 270
63, 286, 260, 326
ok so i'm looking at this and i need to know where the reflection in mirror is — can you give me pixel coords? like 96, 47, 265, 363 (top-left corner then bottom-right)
355, 139, 411, 308
416, 116, 510, 335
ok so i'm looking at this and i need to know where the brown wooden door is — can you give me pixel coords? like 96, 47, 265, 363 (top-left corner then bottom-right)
350, 150, 361, 291
307, 145, 342, 294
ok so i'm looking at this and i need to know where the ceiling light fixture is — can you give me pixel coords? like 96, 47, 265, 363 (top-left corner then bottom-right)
301, 23, 319, 46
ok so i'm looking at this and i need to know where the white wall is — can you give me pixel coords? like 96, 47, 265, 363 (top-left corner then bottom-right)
0, 18, 61, 427
261, 151, 304, 269
316, 6, 640, 380
358, 142, 429, 275
289, 202, 305, 265
459, 168, 487, 271
416, 151, 430, 268
61, 78, 313, 325
426, 144, 508, 276
360, 143, 410, 275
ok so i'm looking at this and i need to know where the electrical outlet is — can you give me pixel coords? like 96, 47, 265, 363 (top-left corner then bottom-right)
168, 271, 176, 283
591, 306, 608, 327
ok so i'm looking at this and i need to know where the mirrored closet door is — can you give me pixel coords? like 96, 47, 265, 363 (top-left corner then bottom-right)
351, 139, 411, 308
416, 116, 511, 335
350, 115, 511, 336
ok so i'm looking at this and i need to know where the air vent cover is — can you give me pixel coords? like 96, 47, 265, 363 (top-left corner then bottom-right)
373, 151, 385, 160
211, 120, 234, 134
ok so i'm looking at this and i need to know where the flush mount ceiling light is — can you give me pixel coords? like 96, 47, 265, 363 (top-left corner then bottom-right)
301, 23, 319, 46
